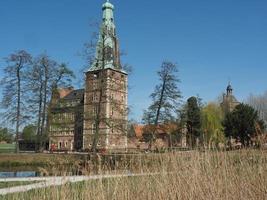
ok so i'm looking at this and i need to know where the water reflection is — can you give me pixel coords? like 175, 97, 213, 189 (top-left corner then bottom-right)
0, 171, 37, 178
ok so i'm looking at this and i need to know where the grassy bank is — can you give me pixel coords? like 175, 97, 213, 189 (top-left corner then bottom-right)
0, 153, 86, 176
1, 150, 267, 200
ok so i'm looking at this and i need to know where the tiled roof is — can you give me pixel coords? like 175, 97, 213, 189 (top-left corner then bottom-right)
132, 123, 178, 138
133, 125, 144, 138
62, 89, 84, 100
58, 88, 74, 98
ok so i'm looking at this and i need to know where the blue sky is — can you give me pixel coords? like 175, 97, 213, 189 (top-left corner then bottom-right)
0, 0, 267, 122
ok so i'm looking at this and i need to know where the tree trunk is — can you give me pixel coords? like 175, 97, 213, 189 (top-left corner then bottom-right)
149, 76, 167, 150
36, 81, 43, 151
91, 84, 103, 153
40, 62, 48, 151
91, 34, 105, 153
15, 65, 21, 153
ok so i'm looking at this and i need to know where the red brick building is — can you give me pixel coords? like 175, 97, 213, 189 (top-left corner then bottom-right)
48, 1, 127, 151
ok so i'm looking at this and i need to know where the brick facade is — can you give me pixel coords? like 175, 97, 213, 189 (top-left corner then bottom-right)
83, 69, 127, 151
48, 1, 128, 152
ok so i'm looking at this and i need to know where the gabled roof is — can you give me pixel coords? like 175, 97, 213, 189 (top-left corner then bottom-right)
132, 123, 178, 138
62, 89, 84, 101
58, 88, 74, 99
132, 125, 144, 138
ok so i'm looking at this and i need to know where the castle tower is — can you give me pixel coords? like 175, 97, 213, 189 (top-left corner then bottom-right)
83, 1, 128, 151
221, 83, 240, 114
226, 84, 233, 96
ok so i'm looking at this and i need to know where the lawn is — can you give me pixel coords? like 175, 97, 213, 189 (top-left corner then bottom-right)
0, 144, 15, 154
1, 150, 267, 200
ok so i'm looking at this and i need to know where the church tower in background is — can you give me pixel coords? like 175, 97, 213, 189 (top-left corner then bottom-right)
83, 1, 128, 151
221, 83, 240, 114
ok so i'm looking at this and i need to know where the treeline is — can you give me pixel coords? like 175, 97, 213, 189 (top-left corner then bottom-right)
0, 127, 14, 143
0, 50, 75, 152
184, 98, 265, 148
142, 61, 266, 149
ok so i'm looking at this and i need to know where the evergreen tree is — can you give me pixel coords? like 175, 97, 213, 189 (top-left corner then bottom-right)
22, 125, 37, 142
186, 96, 201, 147
223, 103, 265, 146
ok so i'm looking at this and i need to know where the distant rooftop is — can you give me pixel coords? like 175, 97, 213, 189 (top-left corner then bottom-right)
62, 89, 84, 101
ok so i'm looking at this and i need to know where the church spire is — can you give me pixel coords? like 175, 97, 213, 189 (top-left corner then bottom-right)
88, 0, 121, 72
226, 82, 233, 95
102, 0, 114, 25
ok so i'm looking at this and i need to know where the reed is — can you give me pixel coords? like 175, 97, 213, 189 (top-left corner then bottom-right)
2, 150, 267, 200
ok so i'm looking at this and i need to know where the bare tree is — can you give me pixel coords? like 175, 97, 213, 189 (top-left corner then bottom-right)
0, 50, 32, 152
90, 31, 113, 153
143, 61, 182, 149
27, 54, 75, 151
247, 92, 267, 126
27, 59, 44, 148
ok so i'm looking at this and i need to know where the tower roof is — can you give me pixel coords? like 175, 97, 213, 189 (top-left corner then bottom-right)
88, 1, 123, 73
102, 0, 114, 10
227, 84, 233, 91
102, 0, 115, 24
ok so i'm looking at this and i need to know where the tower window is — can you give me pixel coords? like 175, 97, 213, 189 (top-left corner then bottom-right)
92, 123, 96, 134
93, 94, 98, 101
93, 106, 98, 115
93, 82, 98, 89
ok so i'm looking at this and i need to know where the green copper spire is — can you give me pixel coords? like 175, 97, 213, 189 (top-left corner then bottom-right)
103, 0, 114, 22
102, 0, 115, 34
88, 1, 121, 72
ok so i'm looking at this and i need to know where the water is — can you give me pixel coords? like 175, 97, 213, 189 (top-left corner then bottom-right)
0, 171, 37, 178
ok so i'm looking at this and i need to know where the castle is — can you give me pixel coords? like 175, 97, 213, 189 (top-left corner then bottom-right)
48, 1, 128, 152
47, 1, 241, 152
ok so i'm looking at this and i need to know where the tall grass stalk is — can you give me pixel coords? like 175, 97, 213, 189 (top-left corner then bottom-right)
3, 150, 267, 200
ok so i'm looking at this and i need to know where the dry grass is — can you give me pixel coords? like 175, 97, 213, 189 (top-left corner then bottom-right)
2, 150, 267, 200
0, 153, 83, 175
0, 181, 42, 189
